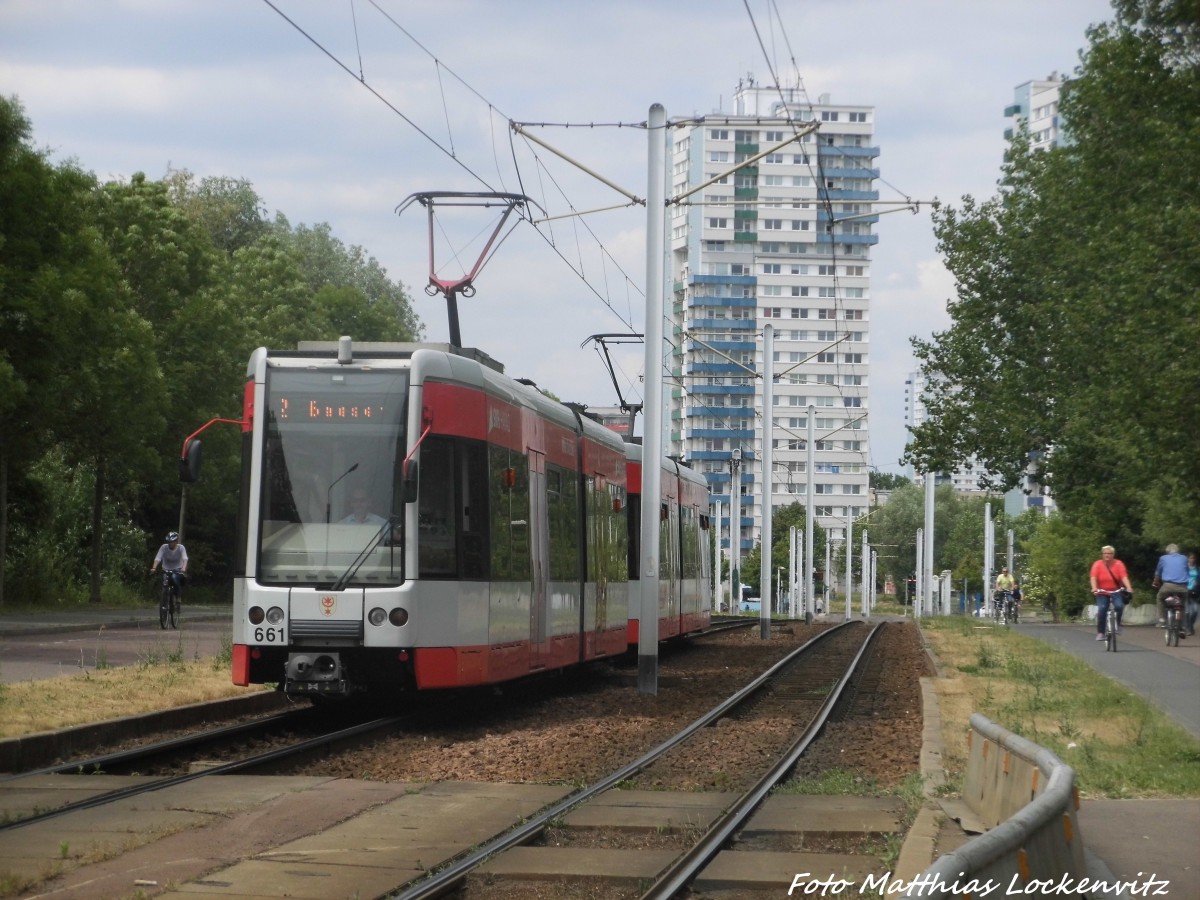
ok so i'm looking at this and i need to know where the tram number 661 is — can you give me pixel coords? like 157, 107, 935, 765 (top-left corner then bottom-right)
255, 627, 285, 644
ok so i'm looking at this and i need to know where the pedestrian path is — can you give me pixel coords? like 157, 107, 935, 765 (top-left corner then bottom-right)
0, 605, 227, 637
1017, 620, 1200, 739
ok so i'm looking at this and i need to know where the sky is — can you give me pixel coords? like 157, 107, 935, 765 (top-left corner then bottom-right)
1, 0, 1115, 474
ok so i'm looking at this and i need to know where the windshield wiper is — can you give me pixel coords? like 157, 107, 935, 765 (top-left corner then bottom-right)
332, 516, 400, 591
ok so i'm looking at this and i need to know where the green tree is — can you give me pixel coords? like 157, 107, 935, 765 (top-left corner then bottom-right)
869, 471, 912, 492
0, 96, 110, 604
904, 0, 1200, 551
164, 169, 269, 254
271, 217, 422, 342
738, 502, 826, 600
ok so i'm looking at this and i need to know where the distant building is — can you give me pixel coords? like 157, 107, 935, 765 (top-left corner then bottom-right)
668, 77, 877, 560
1005, 73, 1070, 150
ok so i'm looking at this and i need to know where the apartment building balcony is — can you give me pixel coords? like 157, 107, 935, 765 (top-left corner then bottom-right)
686, 337, 756, 352
817, 189, 880, 202
689, 431, 755, 444
690, 274, 757, 286
689, 383, 755, 395
817, 144, 880, 159
819, 166, 880, 180
817, 209, 880, 225
688, 405, 755, 420
687, 449, 756, 462
734, 232, 757, 242
687, 362, 757, 377
735, 143, 759, 154
734, 187, 759, 199
689, 317, 758, 330
816, 232, 880, 246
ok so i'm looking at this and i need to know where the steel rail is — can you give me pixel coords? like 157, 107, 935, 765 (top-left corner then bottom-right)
0, 715, 406, 832
391, 620, 864, 900
0, 707, 315, 782
641, 620, 886, 899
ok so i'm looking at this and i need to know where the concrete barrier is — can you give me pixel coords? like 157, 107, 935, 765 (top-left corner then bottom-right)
904, 712, 1087, 898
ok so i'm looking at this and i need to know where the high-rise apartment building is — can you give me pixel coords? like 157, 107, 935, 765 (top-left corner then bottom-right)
668, 78, 877, 560
904, 370, 991, 493
1005, 73, 1069, 150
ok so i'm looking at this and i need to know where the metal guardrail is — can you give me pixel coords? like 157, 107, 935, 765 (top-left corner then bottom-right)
904, 712, 1086, 898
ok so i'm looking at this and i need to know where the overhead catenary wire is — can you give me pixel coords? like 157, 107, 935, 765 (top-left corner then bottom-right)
262, 0, 647, 349
262, 0, 890, 463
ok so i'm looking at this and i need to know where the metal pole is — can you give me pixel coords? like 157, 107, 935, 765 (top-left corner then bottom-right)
845, 510, 853, 621
870, 549, 878, 616
637, 103, 666, 695
789, 526, 798, 619
797, 529, 804, 619
760, 324, 774, 639
983, 502, 993, 618
824, 531, 831, 616
923, 471, 935, 616
915, 528, 924, 620
805, 404, 815, 620
714, 499, 723, 612
861, 527, 869, 617
730, 450, 741, 611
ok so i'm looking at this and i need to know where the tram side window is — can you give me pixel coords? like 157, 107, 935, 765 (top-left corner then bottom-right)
659, 503, 677, 581
417, 437, 456, 577
680, 506, 700, 582
547, 464, 579, 581
605, 481, 629, 583
459, 439, 488, 579
417, 437, 489, 580
588, 477, 629, 586
626, 493, 641, 579
489, 444, 531, 581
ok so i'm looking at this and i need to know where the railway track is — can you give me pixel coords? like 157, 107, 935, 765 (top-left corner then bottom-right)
0, 710, 407, 832
0, 620, 926, 899
389, 620, 889, 899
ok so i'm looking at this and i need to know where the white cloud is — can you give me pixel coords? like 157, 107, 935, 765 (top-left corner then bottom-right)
0, 0, 1114, 469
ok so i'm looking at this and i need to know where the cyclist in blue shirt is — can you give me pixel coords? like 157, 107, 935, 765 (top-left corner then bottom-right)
1153, 543, 1190, 629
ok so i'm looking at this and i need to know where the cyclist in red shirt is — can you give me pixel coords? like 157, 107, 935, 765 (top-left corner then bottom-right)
1089, 545, 1133, 641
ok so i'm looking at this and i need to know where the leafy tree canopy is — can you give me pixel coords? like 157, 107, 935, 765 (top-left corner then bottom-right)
904, 0, 1199, 558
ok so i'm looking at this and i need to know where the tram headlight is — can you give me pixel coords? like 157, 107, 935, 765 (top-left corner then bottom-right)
248, 606, 265, 625
266, 606, 284, 625
368, 607, 387, 626
389, 607, 409, 627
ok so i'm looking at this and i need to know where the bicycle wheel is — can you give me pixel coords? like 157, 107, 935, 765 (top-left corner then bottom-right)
168, 589, 179, 629
159, 582, 170, 630
1106, 612, 1117, 652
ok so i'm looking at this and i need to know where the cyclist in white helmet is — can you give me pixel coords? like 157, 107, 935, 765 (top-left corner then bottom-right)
150, 532, 188, 595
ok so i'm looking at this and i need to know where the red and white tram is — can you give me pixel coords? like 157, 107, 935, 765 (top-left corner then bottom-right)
230, 340, 709, 697
623, 444, 712, 646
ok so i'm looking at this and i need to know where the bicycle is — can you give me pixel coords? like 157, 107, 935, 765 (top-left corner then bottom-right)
157, 569, 182, 630
993, 591, 1012, 626
1094, 588, 1122, 651
1163, 591, 1187, 647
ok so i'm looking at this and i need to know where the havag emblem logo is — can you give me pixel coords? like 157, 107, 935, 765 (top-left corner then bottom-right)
320, 595, 336, 616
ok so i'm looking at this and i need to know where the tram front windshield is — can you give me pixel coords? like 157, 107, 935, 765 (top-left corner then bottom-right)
257, 368, 408, 586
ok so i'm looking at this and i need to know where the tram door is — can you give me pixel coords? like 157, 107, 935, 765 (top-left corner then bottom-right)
528, 449, 550, 668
